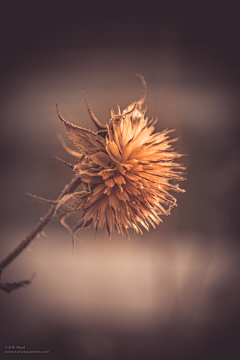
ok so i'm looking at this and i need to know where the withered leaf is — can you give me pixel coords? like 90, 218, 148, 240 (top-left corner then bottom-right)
64, 122, 106, 155
0, 281, 31, 294
56, 103, 106, 155
56, 191, 89, 213
66, 124, 106, 155
0, 273, 35, 294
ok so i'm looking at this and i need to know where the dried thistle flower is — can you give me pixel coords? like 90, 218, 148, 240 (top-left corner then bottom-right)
0, 75, 186, 291
31, 75, 186, 249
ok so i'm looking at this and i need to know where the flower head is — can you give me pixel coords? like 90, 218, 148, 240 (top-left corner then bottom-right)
56, 75, 186, 244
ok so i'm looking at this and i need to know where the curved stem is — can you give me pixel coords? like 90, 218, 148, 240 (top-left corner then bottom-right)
0, 176, 82, 280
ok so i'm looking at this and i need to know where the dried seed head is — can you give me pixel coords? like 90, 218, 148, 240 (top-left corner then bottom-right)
57, 75, 186, 240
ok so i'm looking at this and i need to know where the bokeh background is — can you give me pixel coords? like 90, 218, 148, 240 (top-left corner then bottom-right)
0, 3, 240, 359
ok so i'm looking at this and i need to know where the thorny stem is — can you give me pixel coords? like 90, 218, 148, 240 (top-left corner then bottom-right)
0, 176, 82, 281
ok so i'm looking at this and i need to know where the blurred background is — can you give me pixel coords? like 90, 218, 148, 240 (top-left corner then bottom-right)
0, 2, 240, 359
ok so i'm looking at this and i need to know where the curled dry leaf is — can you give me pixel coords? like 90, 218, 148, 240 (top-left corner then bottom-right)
0, 273, 36, 294
55, 192, 89, 213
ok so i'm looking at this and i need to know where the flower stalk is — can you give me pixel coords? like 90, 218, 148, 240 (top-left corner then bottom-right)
0, 176, 82, 290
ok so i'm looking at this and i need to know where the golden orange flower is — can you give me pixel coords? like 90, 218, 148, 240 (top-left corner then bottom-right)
52, 75, 186, 247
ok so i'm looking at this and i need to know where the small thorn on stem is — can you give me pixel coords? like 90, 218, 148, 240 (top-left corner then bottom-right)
52, 155, 74, 169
